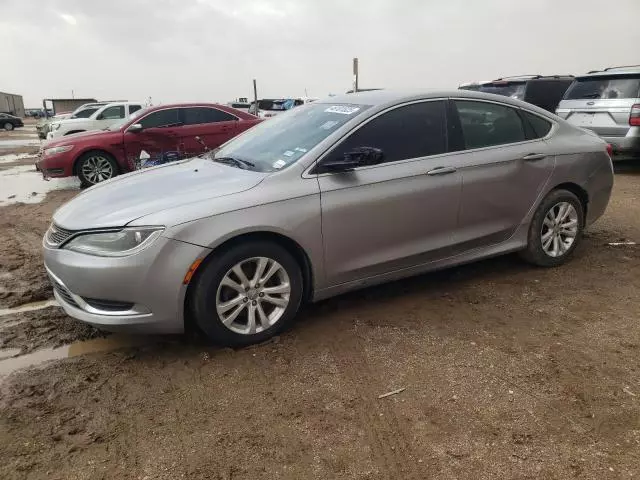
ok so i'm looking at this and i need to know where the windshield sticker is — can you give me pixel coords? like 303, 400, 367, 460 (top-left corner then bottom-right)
295, 147, 307, 153
320, 120, 339, 130
283, 150, 295, 157
324, 105, 360, 115
273, 159, 287, 169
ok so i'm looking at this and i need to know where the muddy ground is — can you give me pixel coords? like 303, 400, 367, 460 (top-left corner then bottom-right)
0, 133, 639, 479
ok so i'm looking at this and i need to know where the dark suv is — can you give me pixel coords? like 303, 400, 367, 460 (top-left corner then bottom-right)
459, 75, 574, 113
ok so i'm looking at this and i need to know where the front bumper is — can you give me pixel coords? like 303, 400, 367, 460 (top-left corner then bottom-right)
43, 235, 208, 334
36, 152, 75, 178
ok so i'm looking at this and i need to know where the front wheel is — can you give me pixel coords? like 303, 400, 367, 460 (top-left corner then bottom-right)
77, 151, 118, 187
520, 189, 584, 267
3, 122, 13, 131
190, 241, 303, 346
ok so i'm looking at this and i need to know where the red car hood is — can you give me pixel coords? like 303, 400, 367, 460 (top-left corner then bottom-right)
44, 129, 122, 147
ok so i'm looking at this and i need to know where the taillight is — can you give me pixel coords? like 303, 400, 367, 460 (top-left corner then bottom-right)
606, 143, 613, 158
630, 104, 640, 126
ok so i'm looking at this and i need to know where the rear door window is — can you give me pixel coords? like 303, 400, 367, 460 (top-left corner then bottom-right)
139, 109, 181, 128
181, 107, 236, 125
454, 100, 526, 149
564, 75, 640, 100
331, 100, 447, 164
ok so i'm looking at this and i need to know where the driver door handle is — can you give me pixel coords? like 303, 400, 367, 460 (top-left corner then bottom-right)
522, 153, 546, 161
427, 166, 457, 176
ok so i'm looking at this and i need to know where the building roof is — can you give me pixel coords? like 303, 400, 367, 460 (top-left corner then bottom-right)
44, 98, 97, 102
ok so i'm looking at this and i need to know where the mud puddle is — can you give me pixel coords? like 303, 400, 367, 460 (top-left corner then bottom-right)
0, 299, 58, 318
0, 335, 153, 379
0, 152, 37, 164
0, 165, 80, 206
0, 138, 42, 148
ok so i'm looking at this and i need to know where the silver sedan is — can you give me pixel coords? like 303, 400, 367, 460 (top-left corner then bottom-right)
43, 90, 614, 346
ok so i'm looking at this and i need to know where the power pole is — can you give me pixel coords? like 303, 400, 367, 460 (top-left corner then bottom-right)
352, 57, 359, 93
253, 79, 259, 116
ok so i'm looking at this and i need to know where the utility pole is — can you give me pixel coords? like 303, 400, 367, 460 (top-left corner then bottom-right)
71, 89, 74, 99
352, 57, 359, 93
253, 79, 259, 116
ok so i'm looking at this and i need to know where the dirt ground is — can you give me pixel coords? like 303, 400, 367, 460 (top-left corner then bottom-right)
0, 140, 639, 478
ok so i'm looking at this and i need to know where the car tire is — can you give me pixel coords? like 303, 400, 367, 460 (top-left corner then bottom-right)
76, 151, 119, 188
189, 241, 304, 347
4, 122, 13, 131
520, 189, 584, 267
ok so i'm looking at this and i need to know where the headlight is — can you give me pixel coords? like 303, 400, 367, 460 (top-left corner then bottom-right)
44, 145, 74, 156
64, 227, 164, 257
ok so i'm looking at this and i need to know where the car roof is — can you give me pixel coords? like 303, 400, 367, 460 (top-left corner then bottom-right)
580, 65, 640, 78
141, 102, 257, 120
320, 89, 541, 107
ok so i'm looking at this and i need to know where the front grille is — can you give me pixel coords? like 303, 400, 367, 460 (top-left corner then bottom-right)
83, 298, 134, 312
51, 281, 80, 308
46, 224, 75, 247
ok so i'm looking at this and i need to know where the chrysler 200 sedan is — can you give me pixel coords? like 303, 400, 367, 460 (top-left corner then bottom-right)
43, 90, 614, 346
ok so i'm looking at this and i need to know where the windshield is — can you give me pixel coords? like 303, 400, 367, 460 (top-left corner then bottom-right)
478, 82, 527, 100
71, 107, 99, 119
214, 103, 370, 173
107, 107, 148, 131
564, 75, 640, 100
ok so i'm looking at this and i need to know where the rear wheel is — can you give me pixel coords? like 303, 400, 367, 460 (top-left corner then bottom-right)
520, 189, 584, 267
3, 122, 13, 131
190, 241, 303, 346
77, 151, 118, 187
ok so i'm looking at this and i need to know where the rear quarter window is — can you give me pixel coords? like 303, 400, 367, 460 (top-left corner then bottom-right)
521, 111, 552, 139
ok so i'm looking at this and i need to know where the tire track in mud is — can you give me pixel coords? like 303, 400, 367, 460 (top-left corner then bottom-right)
328, 330, 424, 480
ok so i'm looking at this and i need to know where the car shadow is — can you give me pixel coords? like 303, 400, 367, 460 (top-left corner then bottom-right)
614, 158, 640, 175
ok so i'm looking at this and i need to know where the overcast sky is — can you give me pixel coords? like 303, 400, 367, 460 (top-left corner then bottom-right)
1, 0, 639, 107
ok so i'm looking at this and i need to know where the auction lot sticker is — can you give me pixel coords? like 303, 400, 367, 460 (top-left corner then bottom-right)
324, 105, 360, 115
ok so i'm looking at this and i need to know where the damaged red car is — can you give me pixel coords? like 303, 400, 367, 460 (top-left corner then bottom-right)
36, 103, 261, 187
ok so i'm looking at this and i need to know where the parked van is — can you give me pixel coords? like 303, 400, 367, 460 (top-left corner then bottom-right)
459, 75, 574, 113
556, 65, 640, 160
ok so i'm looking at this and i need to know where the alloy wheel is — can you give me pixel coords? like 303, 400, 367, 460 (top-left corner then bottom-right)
4, 122, 13, 131
216, 256, 291, 335
540, 201, 579, 258
82, 156, 114, 184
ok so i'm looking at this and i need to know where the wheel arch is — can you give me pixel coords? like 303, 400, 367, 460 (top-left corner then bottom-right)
183, 230, 315, 329
550, 182, 589, 221
72, 148, 120, 176
64, 129, 86, 136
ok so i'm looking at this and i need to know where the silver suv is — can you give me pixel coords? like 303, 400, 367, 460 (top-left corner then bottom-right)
556, 65, 640, 160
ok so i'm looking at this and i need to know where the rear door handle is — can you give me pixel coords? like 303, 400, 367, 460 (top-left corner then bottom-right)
522, 153, 546, 161
427, 166, 457, 176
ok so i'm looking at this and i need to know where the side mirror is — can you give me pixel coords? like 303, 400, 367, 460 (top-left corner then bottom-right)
96, 114, 104, 120
127, 123, 143, 133
321, 147, 384, 173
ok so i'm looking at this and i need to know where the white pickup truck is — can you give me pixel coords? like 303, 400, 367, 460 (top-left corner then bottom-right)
47, 102, 144, 140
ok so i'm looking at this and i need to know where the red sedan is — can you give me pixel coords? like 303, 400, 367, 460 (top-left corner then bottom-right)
36, 103, 261, 187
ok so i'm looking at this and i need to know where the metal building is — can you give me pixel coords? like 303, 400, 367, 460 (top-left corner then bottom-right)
0, 91, 25, 117
42, 98, 97, 116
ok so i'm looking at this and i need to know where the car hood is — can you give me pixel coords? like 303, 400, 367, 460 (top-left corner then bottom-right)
44, 129, 121, 147
53, 158, 267, 230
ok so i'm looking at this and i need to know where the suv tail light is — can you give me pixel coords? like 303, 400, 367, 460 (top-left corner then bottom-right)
606, 143, 613, 158
630, 104, 640, 126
